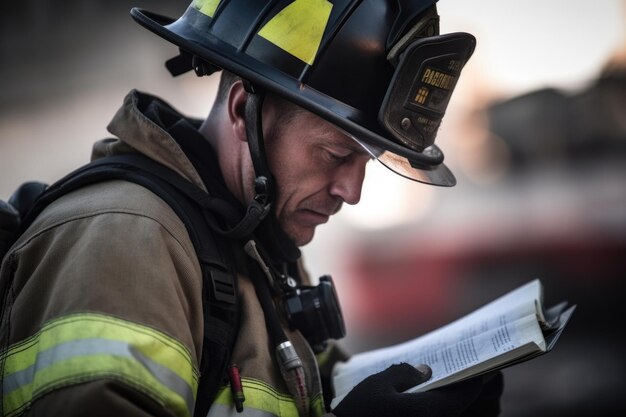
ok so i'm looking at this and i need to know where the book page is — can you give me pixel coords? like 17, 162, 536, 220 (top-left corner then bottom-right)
406, 313, 543, 392
331, 280, 545, 407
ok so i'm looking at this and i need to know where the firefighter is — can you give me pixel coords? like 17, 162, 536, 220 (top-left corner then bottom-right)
0, 1, 503, 416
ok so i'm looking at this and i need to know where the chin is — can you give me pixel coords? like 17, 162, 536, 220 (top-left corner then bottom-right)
289, 228, 316, 247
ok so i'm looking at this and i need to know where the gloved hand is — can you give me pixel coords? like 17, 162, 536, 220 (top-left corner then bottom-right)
458, 371, 504, 417
332, 363, 503, 417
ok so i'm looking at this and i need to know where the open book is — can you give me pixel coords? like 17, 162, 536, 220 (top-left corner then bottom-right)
331, 279, 575, 408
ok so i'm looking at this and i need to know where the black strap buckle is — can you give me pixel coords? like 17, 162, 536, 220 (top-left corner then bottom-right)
209, 268, 237, 304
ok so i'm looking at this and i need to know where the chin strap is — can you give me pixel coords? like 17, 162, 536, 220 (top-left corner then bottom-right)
243, 81, 274, 194
219, 82, 274, 239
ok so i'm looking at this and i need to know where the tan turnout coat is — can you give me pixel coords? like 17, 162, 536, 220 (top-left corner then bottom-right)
0, 91, 329, 417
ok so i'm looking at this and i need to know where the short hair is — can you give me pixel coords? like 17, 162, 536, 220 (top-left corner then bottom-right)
214, 70, 240, 109
214, 70, 305, 125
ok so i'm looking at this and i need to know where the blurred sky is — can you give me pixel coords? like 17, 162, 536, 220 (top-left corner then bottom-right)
439, 0, 626, 95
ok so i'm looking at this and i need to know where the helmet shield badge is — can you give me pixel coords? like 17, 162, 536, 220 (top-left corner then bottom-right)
380, 33, 476, 153
365, 32, 476, 185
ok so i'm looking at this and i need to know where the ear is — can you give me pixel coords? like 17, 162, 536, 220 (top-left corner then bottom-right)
227, 80, 249, 142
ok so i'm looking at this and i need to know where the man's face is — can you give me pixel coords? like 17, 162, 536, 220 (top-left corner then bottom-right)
264, 105, 372, 246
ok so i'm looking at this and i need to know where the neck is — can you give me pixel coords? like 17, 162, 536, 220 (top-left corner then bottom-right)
199, 113, 253, 206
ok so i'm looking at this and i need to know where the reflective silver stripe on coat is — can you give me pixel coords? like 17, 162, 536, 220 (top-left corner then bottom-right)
3, 338, 195, 414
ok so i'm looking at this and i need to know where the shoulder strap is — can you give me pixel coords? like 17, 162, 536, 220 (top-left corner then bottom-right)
18, 153, 239, 416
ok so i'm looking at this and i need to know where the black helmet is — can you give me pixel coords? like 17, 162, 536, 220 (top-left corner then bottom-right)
131, 0, 476, 186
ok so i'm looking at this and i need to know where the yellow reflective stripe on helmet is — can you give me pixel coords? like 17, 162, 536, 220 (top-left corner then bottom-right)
258, 0, 333, 65
1, 313, 198, 417
192, 0, 221, 18
211, 378, 326, 417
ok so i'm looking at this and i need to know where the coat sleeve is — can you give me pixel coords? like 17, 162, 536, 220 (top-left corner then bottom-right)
0, 185, 205, 417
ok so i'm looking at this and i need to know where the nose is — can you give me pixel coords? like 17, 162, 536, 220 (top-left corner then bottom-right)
328, 158, 367, 205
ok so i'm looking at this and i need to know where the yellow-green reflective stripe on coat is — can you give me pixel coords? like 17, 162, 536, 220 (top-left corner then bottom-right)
208, 378, 326, 417
1, 313, 198, 417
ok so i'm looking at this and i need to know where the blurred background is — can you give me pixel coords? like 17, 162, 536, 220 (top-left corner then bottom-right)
1, 1, 625, 416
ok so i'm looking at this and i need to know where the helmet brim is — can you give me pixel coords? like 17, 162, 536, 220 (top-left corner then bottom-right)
130, 7, 457, 187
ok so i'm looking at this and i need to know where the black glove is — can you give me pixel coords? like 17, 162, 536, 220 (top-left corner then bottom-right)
333, 363, 494, 417
458, 371, 504, 417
